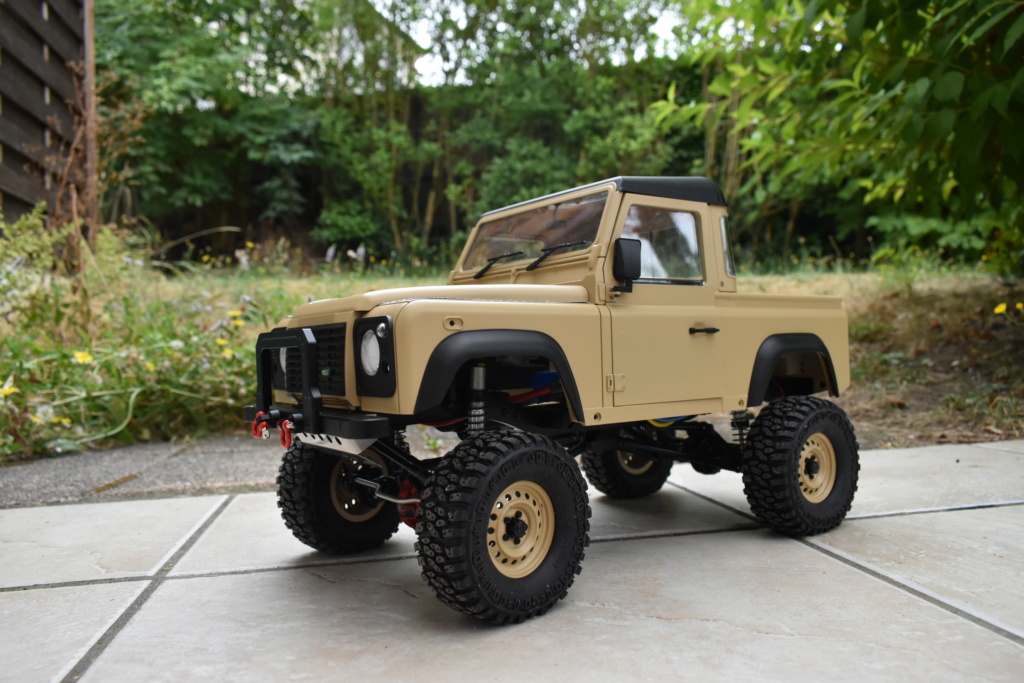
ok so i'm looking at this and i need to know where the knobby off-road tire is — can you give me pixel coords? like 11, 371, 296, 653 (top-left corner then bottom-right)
741, 396, 860, 537
277, 440, 400, 554
581, 447, 672, 499
416, 431, 591, 624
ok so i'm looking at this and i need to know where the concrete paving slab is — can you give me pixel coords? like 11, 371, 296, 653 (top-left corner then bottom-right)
83, 532, 1024, 682
668, 443, 1024, 519
173, 487, 755, 577
975, 439, 1024, 454
587, 484, 754, 539
0, 582, 145, 683
0, 496, 225, 587
810, 505, 1024, 638
170, 493, 419, 576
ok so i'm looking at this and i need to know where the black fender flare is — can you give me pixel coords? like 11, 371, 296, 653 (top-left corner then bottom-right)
747, 333, 839, 408
413, 330, 584, 422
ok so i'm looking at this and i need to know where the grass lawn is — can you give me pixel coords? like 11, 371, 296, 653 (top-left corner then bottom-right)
2, 257, 1021, 461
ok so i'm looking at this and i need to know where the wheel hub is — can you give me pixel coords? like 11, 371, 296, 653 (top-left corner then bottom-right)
487, 480, 555, 579
798, 433, 837, 504
503, 512, 529, 543
330, 452, 387, 522
617, 451, 654, 475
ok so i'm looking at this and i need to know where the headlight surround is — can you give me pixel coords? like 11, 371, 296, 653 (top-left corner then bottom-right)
354, 315, 396, 397
360, 329, 381, 376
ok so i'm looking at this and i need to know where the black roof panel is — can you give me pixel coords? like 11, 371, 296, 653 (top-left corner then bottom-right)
616, 176, 727, 206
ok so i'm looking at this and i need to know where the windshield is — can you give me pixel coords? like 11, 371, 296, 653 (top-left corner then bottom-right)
461, 191, 609, 271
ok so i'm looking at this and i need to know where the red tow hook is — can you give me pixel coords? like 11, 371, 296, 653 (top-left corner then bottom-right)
279, 420, 295, 449
397, 480, 421, 529
251, 412, 271, 440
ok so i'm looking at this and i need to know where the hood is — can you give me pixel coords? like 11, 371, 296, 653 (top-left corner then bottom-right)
292, 283, 591, 316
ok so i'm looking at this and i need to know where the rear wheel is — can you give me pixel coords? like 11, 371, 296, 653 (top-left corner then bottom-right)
277, 440, 400, 554
581, 447, 672, 499
416, 431, 590, 624
741, 396, 859, 536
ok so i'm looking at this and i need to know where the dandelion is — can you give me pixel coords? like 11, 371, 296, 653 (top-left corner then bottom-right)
145, 361, 156, 372
228, 310, 243, 318
169, 340, 185, 350
72, 351, 95, 364
215, 338, 229, 346
30, 414, 43, 424
994, 303, 1007, 315
50, 416, 71, 426
0, 384, 18, 398
245, 241, 255, 249
232, 319, 245, 327
1017, 302, 1023, 312
221, 348, 235, 359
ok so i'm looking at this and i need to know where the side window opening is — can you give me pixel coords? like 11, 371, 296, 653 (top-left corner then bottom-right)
720, 214, 736, 278
622, 205, 703, 282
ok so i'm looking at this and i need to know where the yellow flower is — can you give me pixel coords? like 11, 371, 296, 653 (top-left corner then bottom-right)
228, 310, 243, 317
381, 259, 388, 266
201, 254, 211, 262
145, 361, 156, 372
232, 319, 245, 327
994, 303, 1007, 315
221, 348, 234, 358
1017, 302, 1023, 312
215, 338, 229, 346
245, 241, 255, 249
50, 416, 71, 426
981, 255, 988, 261
0, 385, 18, 397
30, 414, 43, 424
72, 351, 95, 364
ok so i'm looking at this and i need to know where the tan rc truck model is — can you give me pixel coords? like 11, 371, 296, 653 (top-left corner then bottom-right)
245, 176, 860, 624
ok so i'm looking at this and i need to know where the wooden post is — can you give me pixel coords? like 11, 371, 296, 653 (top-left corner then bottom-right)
83, 0, 98, 246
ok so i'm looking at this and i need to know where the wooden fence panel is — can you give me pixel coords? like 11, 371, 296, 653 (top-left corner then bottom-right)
0, 0, 87, 223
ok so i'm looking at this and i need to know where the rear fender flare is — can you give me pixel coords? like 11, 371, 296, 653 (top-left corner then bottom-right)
747, 333, 839, 408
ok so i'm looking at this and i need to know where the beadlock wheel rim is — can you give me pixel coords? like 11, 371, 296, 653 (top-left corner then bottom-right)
617, 451, 654, 475
487, 480, 555, 579
329, 452, 386, 522
798, 432, 837, 504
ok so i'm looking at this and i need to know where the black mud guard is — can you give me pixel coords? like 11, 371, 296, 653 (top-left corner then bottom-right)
413, 329, 584, 422
747, 333, 839, 408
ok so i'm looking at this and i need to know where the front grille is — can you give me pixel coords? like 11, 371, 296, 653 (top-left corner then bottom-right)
313, 324, 346, 396
283, 323, 347, 397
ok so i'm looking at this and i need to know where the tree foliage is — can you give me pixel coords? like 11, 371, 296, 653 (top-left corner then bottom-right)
95, 0, 1023, 274
653, 0, 1024, 274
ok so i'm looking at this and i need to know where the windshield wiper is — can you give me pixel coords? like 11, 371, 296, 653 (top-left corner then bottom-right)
525, 241, 587, 271
473, 251, 524, 279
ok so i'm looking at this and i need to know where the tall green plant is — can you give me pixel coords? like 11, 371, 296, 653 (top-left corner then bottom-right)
654, 0, 1024, 275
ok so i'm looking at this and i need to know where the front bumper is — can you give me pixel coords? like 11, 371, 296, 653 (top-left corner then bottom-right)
244, 325, 391, 442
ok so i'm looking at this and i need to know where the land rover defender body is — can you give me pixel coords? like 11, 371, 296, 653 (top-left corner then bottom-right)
245, 176, 859, 624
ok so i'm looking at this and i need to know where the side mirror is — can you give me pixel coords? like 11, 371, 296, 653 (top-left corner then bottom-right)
612, 238, 642, 293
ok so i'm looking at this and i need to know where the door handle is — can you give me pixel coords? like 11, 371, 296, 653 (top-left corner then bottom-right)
689, 327, 720, 335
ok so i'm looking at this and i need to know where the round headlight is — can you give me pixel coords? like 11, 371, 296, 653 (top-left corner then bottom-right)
360, 329, 381, 376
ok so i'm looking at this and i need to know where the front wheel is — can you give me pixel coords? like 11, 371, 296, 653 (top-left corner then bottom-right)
277, 441, 400, 554
416, 431, 591, 624
741, 396, 859, 536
